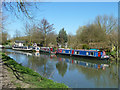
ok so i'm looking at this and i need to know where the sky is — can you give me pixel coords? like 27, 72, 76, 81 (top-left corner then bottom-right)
2, 2, 118, 38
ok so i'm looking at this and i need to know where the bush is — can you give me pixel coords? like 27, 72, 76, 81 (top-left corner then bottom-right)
82, 44, 89, 49
105, 48, 111, 52
111, 51, 116, 56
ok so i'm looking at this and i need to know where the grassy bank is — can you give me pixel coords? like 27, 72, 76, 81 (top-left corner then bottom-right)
1, 53, 68, 88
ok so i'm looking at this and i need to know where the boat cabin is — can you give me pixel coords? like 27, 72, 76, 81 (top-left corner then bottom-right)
57, 48, 105, 58
14, 40, 25, 47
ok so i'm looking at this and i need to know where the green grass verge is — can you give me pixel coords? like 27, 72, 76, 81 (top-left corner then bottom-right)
2, 53, 68, 88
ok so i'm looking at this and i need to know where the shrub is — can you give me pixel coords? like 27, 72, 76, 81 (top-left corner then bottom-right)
82, 44, 89, 49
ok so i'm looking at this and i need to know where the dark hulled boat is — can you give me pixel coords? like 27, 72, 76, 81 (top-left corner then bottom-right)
40, 47, 56, 54
56, 48, 109, 60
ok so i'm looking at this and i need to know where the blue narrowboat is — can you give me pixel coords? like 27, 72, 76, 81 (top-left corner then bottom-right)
56, 48, 109, 60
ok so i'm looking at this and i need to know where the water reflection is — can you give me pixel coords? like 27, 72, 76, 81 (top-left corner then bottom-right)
57, 57, 109, 70
28, 53, 55, 78
3, 49, 118, 88
3, 49, 32, 56
34, 52, 40, 57
56, 61, 67, 77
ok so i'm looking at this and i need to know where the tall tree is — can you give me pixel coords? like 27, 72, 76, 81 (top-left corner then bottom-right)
46, 31, 57, 47
25, 23, 35, 44
2, 31, 8, 44
95, 15, 118, 52
0, 11, 2, 44
31, 26, 43, 44
94, 15, 117, 34
38, 18, 54, 46
13, 30, 22, 41
57, 28, 68, 48
79, 24, 107, 44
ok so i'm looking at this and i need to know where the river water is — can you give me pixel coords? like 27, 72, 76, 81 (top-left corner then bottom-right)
3, 49, 118, 88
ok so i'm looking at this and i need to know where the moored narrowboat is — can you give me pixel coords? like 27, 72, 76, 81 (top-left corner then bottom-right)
12, 46, 33, 52
40, 47, 56, 54
40, 47, 51, 53
33, 46, 40, 52
56, 48, 109, 60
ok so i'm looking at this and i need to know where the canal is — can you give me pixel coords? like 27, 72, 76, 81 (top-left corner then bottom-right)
3, 49, 118, 88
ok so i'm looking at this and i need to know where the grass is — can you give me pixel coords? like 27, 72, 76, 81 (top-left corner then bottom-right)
1, 53, 68, 88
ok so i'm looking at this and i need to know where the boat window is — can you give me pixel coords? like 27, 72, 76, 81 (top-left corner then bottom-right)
86, 52, 89, 55
75, 51, 77, 54
90, 52, 94, 56
69, 51, 70, 53
75, 51, 79, 54
37, 48, 39, 50
77, 51, 79, 54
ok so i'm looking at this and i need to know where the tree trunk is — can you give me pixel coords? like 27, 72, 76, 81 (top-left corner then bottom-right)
44, 33, 47, 47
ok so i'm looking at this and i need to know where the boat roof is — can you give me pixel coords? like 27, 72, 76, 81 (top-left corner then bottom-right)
41, 47, 50, 48
89, 49, 100, 51
15, 40, 25, 43
59, 48, 99, 52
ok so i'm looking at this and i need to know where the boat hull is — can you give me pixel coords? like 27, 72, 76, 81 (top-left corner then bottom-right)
40, 50, 50, 53
56, 52, 109, 60
12, 47, 33, 52
40, 50, 56, 55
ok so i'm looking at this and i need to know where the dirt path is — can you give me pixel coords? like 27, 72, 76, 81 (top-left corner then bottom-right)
0, 58, 15, 89
0, 57, 30, 89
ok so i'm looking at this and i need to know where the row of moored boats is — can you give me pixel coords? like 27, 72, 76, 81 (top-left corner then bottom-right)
12, 46, 110, 60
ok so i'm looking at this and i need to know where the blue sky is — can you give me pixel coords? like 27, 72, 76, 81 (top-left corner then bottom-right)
3, 2, 118, 37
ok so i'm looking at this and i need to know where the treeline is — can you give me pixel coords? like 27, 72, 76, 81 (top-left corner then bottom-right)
2, 15, 118, 52
68, 15, 118, 50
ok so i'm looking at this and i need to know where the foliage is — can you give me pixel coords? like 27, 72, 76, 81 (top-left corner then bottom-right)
46, 32, 57, 47
73, 15, 118, 50
82, 44, 89, 49
2, 53, 68, 88
78, 24, 107, 44
110, 51, 116, 56
56, 28, 68, 47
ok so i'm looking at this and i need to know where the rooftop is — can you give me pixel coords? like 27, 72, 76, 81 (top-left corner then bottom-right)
15, 40, 25, 43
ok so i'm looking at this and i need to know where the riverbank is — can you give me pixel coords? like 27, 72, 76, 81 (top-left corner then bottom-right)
1, 52, 68, 88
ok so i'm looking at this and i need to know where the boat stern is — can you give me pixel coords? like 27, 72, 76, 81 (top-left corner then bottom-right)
100, 55, 110, 60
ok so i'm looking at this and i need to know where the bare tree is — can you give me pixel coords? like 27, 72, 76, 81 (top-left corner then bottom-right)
75, 23, 108, 49
2, 31, 8, 44
46, 31, 57, 47
0, 11, 2, 44
95, 15, 118, 56
24, 22, 33, 43
2, 1, 38, 19
0, 9, 9, 44
13, 30, 21, 41
31, 25, 43, 44
38, 18, 55, 46
94, 15, 117, 34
